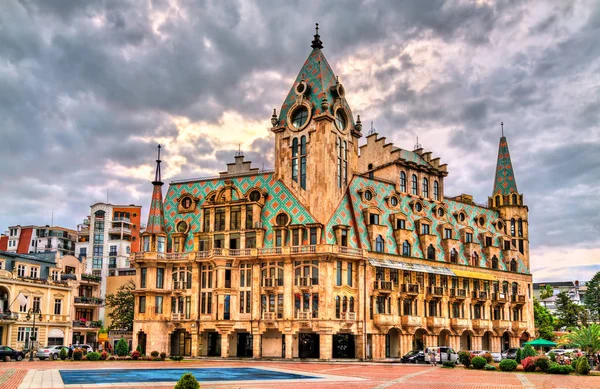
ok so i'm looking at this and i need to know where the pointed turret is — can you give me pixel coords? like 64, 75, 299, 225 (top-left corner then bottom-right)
141, 145, 167, 252
492, 125, 518, 196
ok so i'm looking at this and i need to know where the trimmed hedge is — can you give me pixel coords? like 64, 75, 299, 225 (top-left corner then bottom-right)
458, 351, 472, 367
442, 361, 455, 368
548, 363, 574, 375
170, 355, 184, 361
86, 352, 101, 361
132, 350, 141, 360
484, 364, 497, 371
150, 351, 159, 358
535, 356, 550, 373
471, 356, 487, 369
499, 359, 518, 371
116, 338, 128, 357
160, 352, 167, 360
576, 356, 590, 375
73, 349, 83, 361
174, 373, 200, 389
59, 348, 68, 360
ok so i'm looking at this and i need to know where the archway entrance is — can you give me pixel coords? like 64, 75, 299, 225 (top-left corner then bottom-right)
137, 331, 146, 355
170, 329, 192, 356
438, 329, 451, 347
482, 331, 493, 351
386, 328, 400, 358
460, 330, 473, 351
413, 328, 427, 351
333, 333, 355, 358
299, 332, 320, 359
519, 332, 530, 347
502, 332, 510, 351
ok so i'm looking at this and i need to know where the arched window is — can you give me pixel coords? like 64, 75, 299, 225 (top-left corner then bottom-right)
510, 259, 517, 272
495, 195, 501, 207
471, 252, 479, 267
400, 171, 407, 192
492, 256, 499, 269
291, 138, 299, 183
349, 297, 355, 312
450, 248, 458, 263
502, 281, 509, 293
342, 296, 348, 313
433, 181, 439, 201
512, 193, 518, 205
336, 137, 341, 188
518, 219, 523, 237
422, 178, 429, 198
375, 235, 384, 253
510, 218, 516, 236
335, 296, 341, 318
511, 282, 518, 295
411, 174, 418, 195
336, 138, 348, 188
402, 240, 411, 257
427, 244, 435, 260
368, 163, 374, 179
300, 136, 307, 189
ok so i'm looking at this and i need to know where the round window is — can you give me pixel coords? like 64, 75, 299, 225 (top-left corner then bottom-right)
292, 106, 309, 129
497, 221, 504, 230
249, 190, 261, 202
335, 109, 347, 131
177, 221, 188, 233
459, 213, 465, 222
364, 190, 373, 201
390, 196, 398, 206
479, 217, 485, 226
415, 203, 422, 212
276, 213, 289, 226
295, 81, 308, 95
438, 208, 445, 217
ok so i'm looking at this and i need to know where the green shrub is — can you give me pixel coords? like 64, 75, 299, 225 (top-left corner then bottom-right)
174, 373, 200, 389
535, 356, 550, 372
522, 344, 536, 358
482, 352, 493, 364
484, 364, 497, 371
59, 347, 68, 361
515, 348, 522, 364
160, 352, 167, 360
150, 351, 159, 358
153, 357, 162, 361
499, 359, 518, 371
442, 361, 455, 368
86, 352, 101, 361
548, 352, 556, 362
471, 356, 487, 369
458, 351, 472, 367
548, 362, 574, 375
73, 349, 83, 361
116, 338, 129, 357
136, 344, 143, 354
522, 356, 536, 372
576, 356, 590, 375
170, 355, 184, 361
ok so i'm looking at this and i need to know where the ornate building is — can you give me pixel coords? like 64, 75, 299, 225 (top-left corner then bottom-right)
131, 27, 534, 359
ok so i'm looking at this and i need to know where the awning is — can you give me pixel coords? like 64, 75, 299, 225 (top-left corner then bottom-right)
452, 269, 497, 281
48, 328, 64, 338
368, 258, 455, 276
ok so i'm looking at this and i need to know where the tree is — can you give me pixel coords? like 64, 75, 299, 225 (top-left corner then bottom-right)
116, 338, 129, 357
585, 271, 600, 321
561, 324, 600, 360
105, 280, 135, 331
540, 284, 554, 300
554, 291, 585, 329
533, 298, 556, 340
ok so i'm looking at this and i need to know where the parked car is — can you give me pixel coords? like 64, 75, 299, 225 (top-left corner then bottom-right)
491, 352, 502, 362
546, 349, 567, 356
37, 345, 66, 360
470, 350, 490, 356
0, 346, 25, 361
424, 346, 458, 363
501, 348, 519, 360
401, 350, 425, 364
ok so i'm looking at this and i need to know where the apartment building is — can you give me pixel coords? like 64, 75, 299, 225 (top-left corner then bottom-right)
4, 225, 76, 257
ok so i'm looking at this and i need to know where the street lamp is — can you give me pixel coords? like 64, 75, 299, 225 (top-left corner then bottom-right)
25, 308, 43, 362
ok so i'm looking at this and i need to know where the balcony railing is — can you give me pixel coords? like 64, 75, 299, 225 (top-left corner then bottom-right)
81, 274, 101, 283
427, 286, 445, 296
472, 291, 489, 300
511, 294, 526, 304
492, 292, 508, 303
72, 320, 102, 328
290, 245, 316, 254
374, 280, 392, 291
401, 283, 420, 294
74, 297, 103, 305
262, 312, 277, 321
450, 288, 467, 298
109, 227, 132, 235
171, 312, 186, 321
261, 277, 283, 288
0, 312, 19, 322
296, 311, 312, 320
340, 311, 356, 321
295, 276, 318, 287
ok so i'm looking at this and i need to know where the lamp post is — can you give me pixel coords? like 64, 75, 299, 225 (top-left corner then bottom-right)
25, 308, 43, 362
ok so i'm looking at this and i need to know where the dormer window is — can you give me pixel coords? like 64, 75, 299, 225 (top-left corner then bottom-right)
364, 190, 373, 201
433, 181, 440, 201
389, 196, 398, 207
503, 240, 511, 250
292, 106, 309, 128
437, 208, 445, 217
396, 219, 406, 230
402, 241, 411, 256
444, 229, 452, 239
477, 216, 486, 228
369, 213, 380, 225
335, 109, 347, 131
465, 232, 473, 243
471, 252, 479, 267
421, 224, 430, 235
249, 190, 261, 202
510, 259, 517, 272
276, 213, 289, 227
415, 203, 422, 212
485, 236, 493, 247
456, 211, 466, 223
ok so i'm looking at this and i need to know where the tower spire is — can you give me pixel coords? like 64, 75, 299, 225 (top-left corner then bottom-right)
153, 144, 162, 184
145, 144, 166, 236
311, 23, 323, 49
492, 127, 518, 196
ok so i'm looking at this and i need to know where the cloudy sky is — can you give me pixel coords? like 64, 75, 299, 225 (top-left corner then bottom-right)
1, 0, 599, 281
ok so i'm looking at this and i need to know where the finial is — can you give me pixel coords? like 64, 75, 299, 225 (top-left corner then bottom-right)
368, 121, 377, 135
157, 144, 161, 160
336, 75, 339, 84
311, 23, 323, 49
154, 144, 163, 184
355, 115, 362, 132
271, 108, 278, 127
501, 121, 504, 137
414, 137, 422, 150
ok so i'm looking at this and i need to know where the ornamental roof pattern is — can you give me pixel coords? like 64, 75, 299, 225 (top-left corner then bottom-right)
492, 136, 519, 196
145, 184, 166, 235
278, 48, 356, 130
398, 149, 430, 167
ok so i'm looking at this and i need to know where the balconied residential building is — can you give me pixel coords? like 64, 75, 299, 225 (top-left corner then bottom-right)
4, 225, 76, 257
131, 29, 534, 359
75, 203, 141, 320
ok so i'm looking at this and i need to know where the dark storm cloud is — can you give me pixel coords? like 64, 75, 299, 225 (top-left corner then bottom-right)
0, 0, 598, 281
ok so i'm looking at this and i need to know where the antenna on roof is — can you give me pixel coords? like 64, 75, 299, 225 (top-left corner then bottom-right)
414, 136, 422, 150
235, 144, 244, 157
501, 121, 504, 137
368, 121, 377, 136
51, 210, 54, 227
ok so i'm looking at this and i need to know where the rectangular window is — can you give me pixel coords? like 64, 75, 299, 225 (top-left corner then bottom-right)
347, 262, 353, 287
340, 229, 348, 246
140, 268, 147, 288
17, 327, 38, 343
245, 205, 253, 229
29, 267, 38, 278
485, 236, 492, 246
275, 230, 283, 247
17, 265, 26, 277
465, 233, 473, 243
33, 296, 41, 312
369, 213, 379, 225
139, 296, 146, 313
214, 208, 226, 231
310, 228, 317, 245
156, 268, 164, 289
203, 210, 210, 232
93, 246, 103, 256
245, 232, 256, 249
157, 236, 165, 253
336, 261, 342, 286
51, 270, 59, 281
155, 296, 163, 314
109, 245, 117, 256
396, 219, 405, 229
421, 224, 430, 235
292, 229, 300, 246
444, 229, 452, 239
230, 207, 241, 230
201, 292, 212, 314
54, 299, 62, 315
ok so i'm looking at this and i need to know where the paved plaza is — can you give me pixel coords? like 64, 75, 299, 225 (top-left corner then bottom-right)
0, 360, 599, 389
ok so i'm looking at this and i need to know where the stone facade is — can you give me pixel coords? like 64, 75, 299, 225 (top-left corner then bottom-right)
131, 30, 534, 359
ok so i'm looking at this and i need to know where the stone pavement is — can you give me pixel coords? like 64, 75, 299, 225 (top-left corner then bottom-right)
1, 360, 599, 389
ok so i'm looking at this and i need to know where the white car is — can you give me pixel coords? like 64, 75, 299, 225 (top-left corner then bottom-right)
36, 345, 66, 360
546, 349, 566, 356
470, 350, 490, 356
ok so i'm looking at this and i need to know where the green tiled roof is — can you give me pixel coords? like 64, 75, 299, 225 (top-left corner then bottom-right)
492, 136, 518, 196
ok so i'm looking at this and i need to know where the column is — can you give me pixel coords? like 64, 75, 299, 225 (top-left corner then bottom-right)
285, 333, 293, 359
220, 332, 230, 358
252, 332, 261, 358
320, 333, 332, 360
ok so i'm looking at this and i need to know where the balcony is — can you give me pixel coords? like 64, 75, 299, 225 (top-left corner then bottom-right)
72, 320, 102, 328
450, 288, 467, 299
492, 292, 508, 303
400, 283, 420, 296
0, 312, 19, 322
427, 316, 448, 329
171, 313, 186, 321
74, 296, 103, 305
262, 311, 277, 321
401, 315, 424, 328
426, 286, 445, 298
492, 319, 511, 331
261, 277, 283, 289
472, 318, 491, 331
112, 217, 131, 224
373, 313, 397, 329
450, 318, 469, 331
511, 294, 526, 304
340, 311, 356, 321
296, 311, 313, 320
109, 227, 132, 235
472, 291, 489, 301
374, 280, 393, 291
511, 321, 528, 333
290, 245, 316, 254
295, 276, 318, 288
81, 274, 101, 283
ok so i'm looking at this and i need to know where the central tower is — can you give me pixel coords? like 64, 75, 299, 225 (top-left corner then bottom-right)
271, 25, 362, 223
